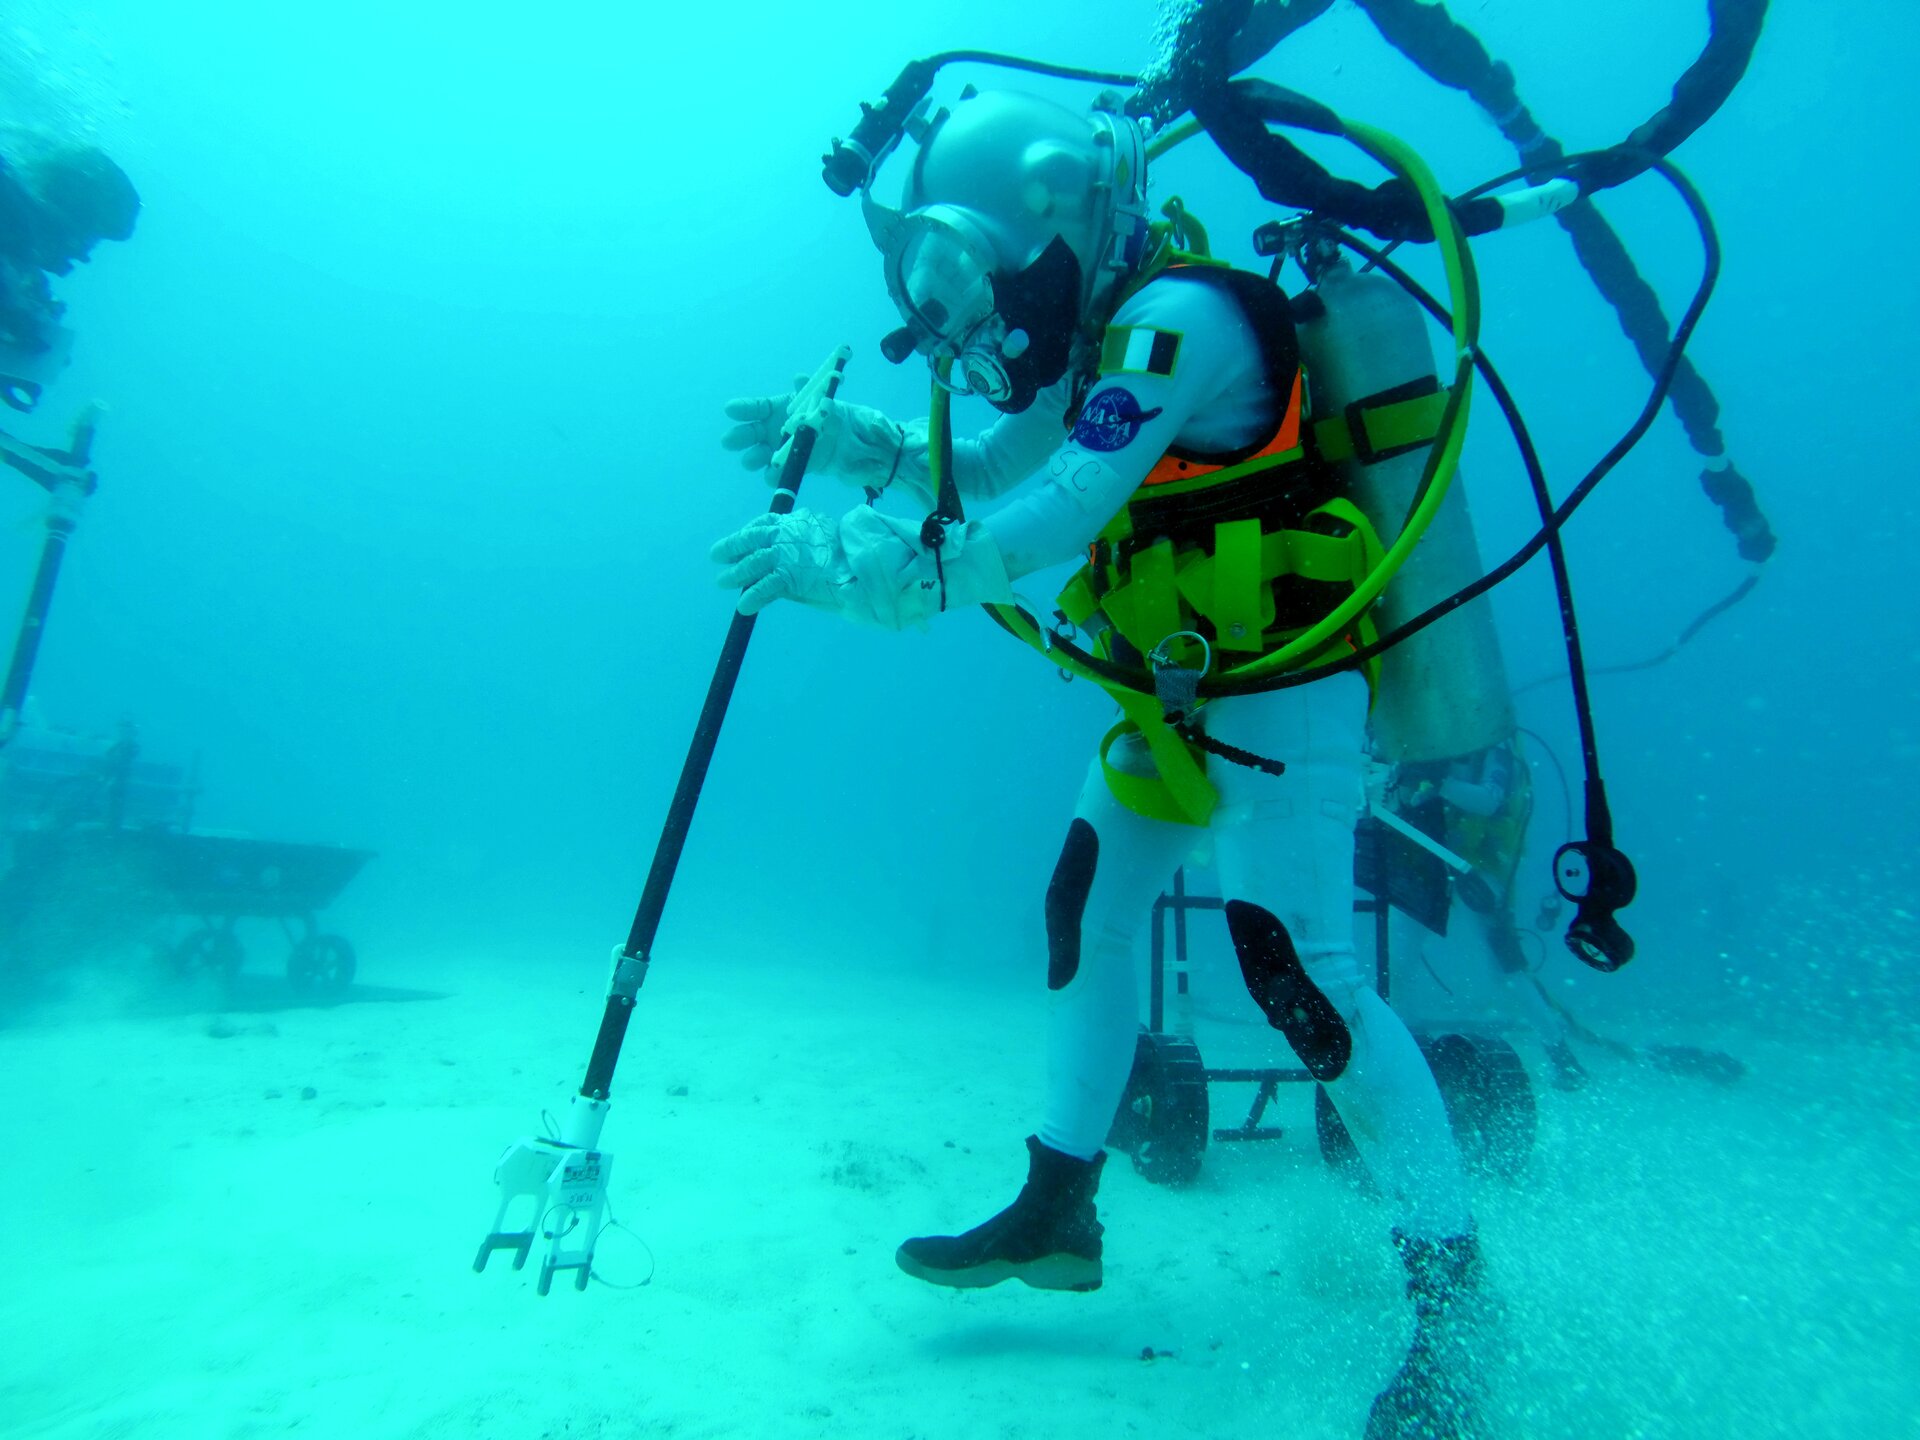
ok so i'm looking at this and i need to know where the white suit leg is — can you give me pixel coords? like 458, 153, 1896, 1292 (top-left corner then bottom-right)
1038, 745, 1191, 1161
1208, 677, 1472, 1243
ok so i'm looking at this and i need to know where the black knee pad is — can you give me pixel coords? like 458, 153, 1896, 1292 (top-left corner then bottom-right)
1224, 900, 1352, 1081
1045, 819, 1099, 991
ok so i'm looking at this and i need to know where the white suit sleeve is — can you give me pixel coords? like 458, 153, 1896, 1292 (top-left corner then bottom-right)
877, 377, 1078, 508
767, 274, 1273, 628
978, 277, 1274, 580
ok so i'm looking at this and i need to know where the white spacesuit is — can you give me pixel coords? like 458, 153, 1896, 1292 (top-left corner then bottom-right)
714, 87, 1484, 1439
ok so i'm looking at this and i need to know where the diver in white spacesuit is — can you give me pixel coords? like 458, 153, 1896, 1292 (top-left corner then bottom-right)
714, 89, 1484, 1438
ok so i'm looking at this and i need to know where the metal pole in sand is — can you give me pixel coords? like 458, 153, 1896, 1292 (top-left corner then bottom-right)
477, 347, 850, 1294
0, 404, 101, 748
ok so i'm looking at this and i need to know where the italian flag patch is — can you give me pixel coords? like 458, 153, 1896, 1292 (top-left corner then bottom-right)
1100, 325, 1181, 379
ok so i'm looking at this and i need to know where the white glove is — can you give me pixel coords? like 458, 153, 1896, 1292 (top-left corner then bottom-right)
711, 506, 1013, 629
719, 376, 806, 473
711, 510, 852, 615
721, 378, 912, 490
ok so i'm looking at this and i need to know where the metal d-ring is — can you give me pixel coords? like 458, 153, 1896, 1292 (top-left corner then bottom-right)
1148, 631, 1212, 723
1020, 597, 1081, 682
1149, 630, 1213, 677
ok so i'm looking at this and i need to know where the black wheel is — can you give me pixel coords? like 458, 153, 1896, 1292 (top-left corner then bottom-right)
288, 933, 356, 995
171, 925, 243, 980
1420, 1031, 1535, 1181
1315, 1031, 1536, 1186
1314, 1083, 1372, 1189
1108, 1029, 1210, 1187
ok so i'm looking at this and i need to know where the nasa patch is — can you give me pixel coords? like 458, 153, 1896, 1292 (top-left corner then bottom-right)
1070, 387, 1164, 453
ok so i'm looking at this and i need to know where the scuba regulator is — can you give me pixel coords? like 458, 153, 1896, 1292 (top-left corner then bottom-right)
1555, 840, 1638, 973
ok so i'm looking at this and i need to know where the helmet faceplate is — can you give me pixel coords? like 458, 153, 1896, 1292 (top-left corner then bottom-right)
864, 90, 1147, 411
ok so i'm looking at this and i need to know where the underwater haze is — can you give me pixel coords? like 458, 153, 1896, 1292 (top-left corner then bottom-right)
1, 1, 1916, 1437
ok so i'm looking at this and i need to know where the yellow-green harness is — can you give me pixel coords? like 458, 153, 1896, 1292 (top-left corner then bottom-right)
1054, 267, 1393, 829
965, 114, 1478, 829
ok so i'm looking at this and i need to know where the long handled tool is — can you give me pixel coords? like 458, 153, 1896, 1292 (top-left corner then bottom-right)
0, 404, 100, 748
475, 347, 850, 1295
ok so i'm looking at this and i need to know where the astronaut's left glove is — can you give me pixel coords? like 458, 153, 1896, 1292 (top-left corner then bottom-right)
720, 381, 913, 492
711, 506, 1013, 629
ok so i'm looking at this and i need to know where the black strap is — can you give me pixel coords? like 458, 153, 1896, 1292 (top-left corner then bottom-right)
919, 513, 950, 613
1155, 650, 1289, 778
1173, 718, 1287, 778
931, 407, 963, 527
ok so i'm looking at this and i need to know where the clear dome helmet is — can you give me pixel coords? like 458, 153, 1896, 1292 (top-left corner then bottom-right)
861, 88, 1149, 413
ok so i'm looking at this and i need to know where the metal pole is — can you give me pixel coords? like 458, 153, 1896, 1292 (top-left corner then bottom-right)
578, 352, 847, 1103
0, 406, 99, 746
1149, 894, 1167, 1033
476, 351, 852, 1291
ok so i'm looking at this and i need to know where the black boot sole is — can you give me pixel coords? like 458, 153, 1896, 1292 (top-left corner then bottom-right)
894, 1245, 1102, 1293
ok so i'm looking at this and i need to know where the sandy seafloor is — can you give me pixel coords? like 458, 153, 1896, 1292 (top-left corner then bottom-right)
3, 937, 1915, 1440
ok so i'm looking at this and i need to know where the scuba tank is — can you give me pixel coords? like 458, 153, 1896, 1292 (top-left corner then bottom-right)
1295, 261, 1514, 764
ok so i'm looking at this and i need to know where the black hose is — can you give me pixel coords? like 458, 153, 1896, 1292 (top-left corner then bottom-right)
1355, 0, 1768, 195
1512, 570, 1760, 696
1418, 152, 1763, 694
929, 50, 1139, 88
1130, 0, 1339, 125
1350, 0, 1777, 565
821, 51, 1141, 196
1569, 0, 1771, 193
1185, 0, 1767, 241
1341, 238, 1615, 853
1193, 79, 1512, 241
1517, 726, 1574, 843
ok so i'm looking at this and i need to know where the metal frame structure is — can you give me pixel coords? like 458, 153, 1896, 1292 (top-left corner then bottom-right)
1150, 865, 1393, 1145
1115, 817, 1536, 1186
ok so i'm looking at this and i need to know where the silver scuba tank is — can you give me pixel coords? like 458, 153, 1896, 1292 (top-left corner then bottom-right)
1294, 262, 1515, 764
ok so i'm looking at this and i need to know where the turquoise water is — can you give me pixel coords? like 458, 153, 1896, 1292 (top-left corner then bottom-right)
2, 2, 1915, 1436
